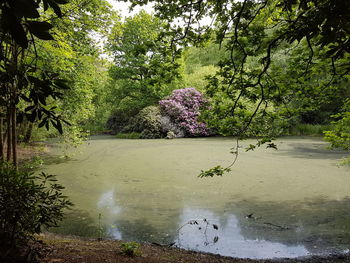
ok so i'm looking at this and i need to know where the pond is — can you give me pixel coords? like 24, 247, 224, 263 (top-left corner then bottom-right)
43, 136, 350, 259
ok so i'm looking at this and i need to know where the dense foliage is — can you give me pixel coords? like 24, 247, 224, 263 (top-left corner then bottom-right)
0, 0, 70, 165
324, 100, 350, 150
0, 164, 72, 262
159, 88, 209, 137
121, 0, 349, 173
108, 87, 209, 139
106, 11, 182, 118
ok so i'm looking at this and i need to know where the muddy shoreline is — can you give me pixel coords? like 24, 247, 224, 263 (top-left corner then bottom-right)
41, 233, 350, 263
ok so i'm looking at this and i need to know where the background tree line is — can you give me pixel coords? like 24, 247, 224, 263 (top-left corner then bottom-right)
1, 0, 349, 162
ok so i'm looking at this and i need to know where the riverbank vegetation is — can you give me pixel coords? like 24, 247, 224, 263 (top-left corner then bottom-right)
1, 0, 348, 149
0, 0, 349, 261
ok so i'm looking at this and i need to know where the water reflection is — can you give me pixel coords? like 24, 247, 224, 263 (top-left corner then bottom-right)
97, 189, 121, 215
44, 137, 350, 259
175, 207, 309, 259
49, 210, 104, 238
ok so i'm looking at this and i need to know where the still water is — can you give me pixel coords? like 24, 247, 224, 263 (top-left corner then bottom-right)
43, 136, 350, 259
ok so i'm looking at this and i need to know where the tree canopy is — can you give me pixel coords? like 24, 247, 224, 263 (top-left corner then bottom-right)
123, 0, 349, 173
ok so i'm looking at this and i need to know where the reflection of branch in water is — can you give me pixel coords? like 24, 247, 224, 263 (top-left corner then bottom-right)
176, 218, 219, 248
262, 222, 290, 230
245, 213, 291, 230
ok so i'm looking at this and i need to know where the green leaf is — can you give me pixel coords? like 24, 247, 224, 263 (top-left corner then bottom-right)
25, 105, 36, 112
2, 8, 28, 48
47, 0, 62, 17
27, 21, 54, 40
53, 79, 70, 90
43, 0, 49, 11
45, 121, 50, 130
51, 120, 63, 134
38, 119, 47, 128
27, 21, 53, 32
31, 30, 55, 40
56, 121, 63, 134
9, 0, 40, 19
52, 0, 70, 4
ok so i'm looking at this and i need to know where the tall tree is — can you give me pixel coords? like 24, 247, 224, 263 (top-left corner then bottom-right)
0, 0, 69, 166
125, 0, 350, 175
32, 0, 115, 145
107, 11, 182, 115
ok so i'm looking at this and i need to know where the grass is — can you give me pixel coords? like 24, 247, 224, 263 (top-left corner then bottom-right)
115, 132, 141, 139
288, 124, 332, 136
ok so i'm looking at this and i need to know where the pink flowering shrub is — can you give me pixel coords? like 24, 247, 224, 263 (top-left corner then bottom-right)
159, 88, 209, 137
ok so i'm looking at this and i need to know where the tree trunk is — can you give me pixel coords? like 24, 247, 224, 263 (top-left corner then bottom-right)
24, 122, 33, 143
11, 106, 17, 167
6, 109, 11, 162
0, 117, 3, 161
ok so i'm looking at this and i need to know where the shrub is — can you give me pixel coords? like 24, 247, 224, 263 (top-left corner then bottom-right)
132, 106, 164, 139
324, 100, 350, 150
159, 88, 209, 137
159, 116, 185, 138
106, 107, 139, 134
0, 164, 72, 262
117, 105, 170, 139
289, 123, 332, 136
120, 241, 141, 257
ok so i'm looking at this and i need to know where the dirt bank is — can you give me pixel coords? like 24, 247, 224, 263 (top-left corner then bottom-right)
40, 234, 350, 263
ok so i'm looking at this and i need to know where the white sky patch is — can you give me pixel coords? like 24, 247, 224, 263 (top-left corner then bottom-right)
96, 0, 154, 59
106, 0, 154, 18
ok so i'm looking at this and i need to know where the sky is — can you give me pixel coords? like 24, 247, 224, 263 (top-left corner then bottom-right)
106, 0, 154, 18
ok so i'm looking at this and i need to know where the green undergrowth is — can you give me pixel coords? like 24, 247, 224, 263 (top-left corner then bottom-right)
115, 132, 141, 139
288, 124, 332, 136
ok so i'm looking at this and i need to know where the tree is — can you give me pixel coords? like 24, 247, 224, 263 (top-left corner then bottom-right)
324, 99, 350, 151
0, 0, 70, 166
125, 0, 349, 126
32, 0, 115, 145
107, 11, 182, 116
125, 0, 350, 173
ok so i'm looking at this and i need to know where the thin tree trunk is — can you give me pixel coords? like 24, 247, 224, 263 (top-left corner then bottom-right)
11, 106, 17, 167
0, 117, 3, 161
6, 109, 11, 162
24, 122, 33, 143
3, 125, 7, 152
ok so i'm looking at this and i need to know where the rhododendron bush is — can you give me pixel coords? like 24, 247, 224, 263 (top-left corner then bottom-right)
159, 88, 209, 136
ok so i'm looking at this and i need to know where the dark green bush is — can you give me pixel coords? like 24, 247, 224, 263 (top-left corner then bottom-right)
131, 106, 164, 139
0, 163, 72, 262
107, 105, 187, 139
120, 241, 141, 257
106, 107, 139, 134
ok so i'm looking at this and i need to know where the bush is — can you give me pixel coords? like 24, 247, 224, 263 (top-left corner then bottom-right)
120, 242, 141, 257
159, 115, 185, 138
132, 106, 164, 139
324, 100, 350, 150
159, 88, 209, 137
0, 164, 72, 262
106, 107, 139, 134
289, 123, 332, 136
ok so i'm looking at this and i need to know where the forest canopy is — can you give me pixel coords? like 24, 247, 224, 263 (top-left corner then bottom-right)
0, 0, 349, 160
